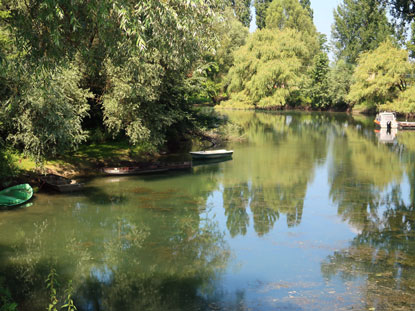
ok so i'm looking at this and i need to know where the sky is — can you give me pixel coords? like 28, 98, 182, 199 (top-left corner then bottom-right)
310, 0, 342, 41
249, 0, 342, 42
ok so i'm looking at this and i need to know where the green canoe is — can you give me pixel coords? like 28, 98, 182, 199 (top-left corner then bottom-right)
0, 184, 33, 207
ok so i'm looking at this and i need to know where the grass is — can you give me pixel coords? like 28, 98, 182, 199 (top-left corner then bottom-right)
352, 102, 377, 114
10, 140, 157, 178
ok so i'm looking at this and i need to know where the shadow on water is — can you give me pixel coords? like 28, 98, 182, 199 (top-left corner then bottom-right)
82, 185, 129, 206
191, 156, 233, 167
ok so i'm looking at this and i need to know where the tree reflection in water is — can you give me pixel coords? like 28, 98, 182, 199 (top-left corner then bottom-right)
221, 111, 332, 236
0, 179, 230, 311
5, 111, 415, 310
322, 128, 415, 310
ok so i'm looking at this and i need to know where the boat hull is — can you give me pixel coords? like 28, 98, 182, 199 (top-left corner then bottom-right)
0, 184, 33, 207
103, 167, 168, 175
41, 174, 84, 193
374, 112, 399, 129
103, 162, 191, 176
189, 150, 233, 159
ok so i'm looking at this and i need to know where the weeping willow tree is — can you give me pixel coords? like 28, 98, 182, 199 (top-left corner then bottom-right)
347, 40, 412, 113
0, 0, 223, 163
221, 0, 319, 109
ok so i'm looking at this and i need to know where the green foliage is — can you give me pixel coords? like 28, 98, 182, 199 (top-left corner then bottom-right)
0, 277, 17, 311
348, 40, 411, 109
223, 28, 316, 109
7, 0, 219, 63
191, 8, 248, 103
223, 0, 318, 109
102, 54, 196, 147
265, 0, 316, 36
306, 51, 331, 109
328, 59, 355, 109
0, 145, 17, 187
332, 0, 393, 64
0, 4, 12, 64
406, 21, 415, 58
382, 0, 415, 23
383, 86, 415, 115
46, 268, 59, 311
299, 0, 313, 19
215, 9, 249, 79
45, 269, 77, 311
226, 0, 252, 27
6, 62, 91, 164
0, 0, 223, 162
61, 281, 77, 311
254, 0, 272, 29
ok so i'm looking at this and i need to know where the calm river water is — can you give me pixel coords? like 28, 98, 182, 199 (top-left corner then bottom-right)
1, 111, 415, 311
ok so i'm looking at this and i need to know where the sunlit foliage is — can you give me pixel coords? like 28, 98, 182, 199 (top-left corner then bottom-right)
226, 0, 252, 27
222, 0, 318, 109
254, 0, 272, 29
191, 8, 249, 103
332, 0, 393, 64
299, 0, 313, 19
6, 62, 91, 163
348, 41, 411, 110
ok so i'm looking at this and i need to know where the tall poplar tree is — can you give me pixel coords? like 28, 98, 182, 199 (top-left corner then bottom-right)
299, 0, 313, 19
227, 0, 252, 27
382, 0, 415, 23
332, 0, 393, 64
254, 0, 272, 29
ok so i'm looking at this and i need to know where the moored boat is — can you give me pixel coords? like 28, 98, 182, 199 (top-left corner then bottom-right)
189, 149, 233, 159
0, 184, 33, 207
103, 162, 191, 176
374, 112, 399, 129
374, 111, 415, 129
103, 166, 168, 175
41, 174, 84, 193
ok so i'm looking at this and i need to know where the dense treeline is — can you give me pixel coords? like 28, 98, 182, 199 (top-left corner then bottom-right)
222, 0, 415, 115
1, 0, 415, 168
0, 0, 250, 165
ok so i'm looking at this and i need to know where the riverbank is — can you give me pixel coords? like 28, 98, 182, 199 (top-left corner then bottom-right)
1, 141, 161, 189
1, 128, 232, 190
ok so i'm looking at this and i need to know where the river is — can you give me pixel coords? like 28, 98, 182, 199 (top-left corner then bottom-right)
1, 111, 415, 311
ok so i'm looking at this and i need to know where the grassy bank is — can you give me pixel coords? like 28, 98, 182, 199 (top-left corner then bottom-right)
0, 140, 159, 188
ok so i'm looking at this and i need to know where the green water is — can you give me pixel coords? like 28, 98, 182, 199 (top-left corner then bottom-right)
2, 111, 415, 310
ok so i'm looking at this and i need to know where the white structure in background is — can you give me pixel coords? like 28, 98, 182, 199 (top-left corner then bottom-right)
374, 112, 399, 129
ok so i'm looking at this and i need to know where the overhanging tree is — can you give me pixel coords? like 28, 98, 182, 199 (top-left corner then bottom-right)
1, 0, 223, 161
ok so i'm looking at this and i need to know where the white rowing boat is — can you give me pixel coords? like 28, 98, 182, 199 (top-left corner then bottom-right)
189, 149, 233, 159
